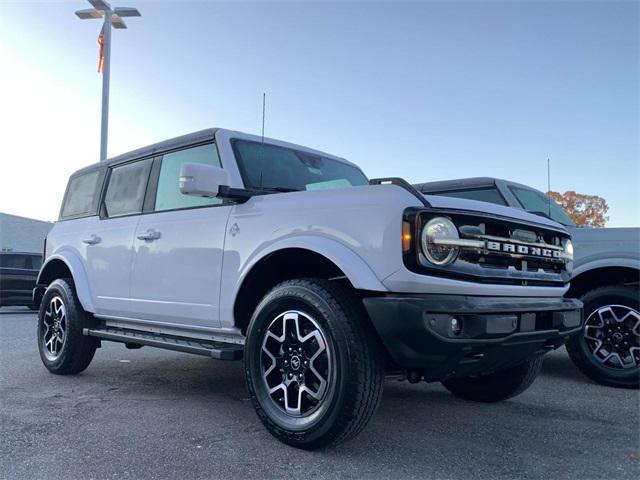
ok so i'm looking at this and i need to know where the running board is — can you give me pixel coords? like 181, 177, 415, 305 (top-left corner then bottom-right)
83, 327, 243, 360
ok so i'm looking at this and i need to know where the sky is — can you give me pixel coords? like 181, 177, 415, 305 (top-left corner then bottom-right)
0, 0, 638, 226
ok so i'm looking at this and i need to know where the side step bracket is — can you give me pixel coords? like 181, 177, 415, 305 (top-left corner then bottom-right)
83, 327, 243, 360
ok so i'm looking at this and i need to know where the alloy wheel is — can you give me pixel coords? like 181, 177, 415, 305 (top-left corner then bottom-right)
260, 310, 332, 417
42, 296, 67, 361
583, 304, 640, 369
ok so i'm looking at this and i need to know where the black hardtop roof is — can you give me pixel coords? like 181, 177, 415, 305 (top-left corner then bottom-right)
71, 128, 218, 176
415, 177, 500, 193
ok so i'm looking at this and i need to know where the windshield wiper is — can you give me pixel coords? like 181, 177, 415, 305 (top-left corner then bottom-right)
529, 210, 552, 219
262, 187, 301, 193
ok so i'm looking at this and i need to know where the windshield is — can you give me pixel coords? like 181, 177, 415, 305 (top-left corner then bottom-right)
509, 185, 575, 226
232, 140, 369, 192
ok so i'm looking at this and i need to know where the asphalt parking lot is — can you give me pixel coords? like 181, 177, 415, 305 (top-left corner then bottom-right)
1, 307, 638, 480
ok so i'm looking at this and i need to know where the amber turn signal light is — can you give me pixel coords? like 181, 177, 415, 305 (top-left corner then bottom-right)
402, 221, 412, 253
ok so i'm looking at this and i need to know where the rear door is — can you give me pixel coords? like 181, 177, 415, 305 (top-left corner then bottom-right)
129, 142, 231, 328
83, 158, 153, 317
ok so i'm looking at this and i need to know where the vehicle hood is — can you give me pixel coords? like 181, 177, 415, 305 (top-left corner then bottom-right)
570, 226, 640, 243
566, 227, 640, 268
423, 194, 568, 232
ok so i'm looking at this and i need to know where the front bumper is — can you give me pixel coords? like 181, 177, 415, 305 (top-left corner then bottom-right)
363, 294, 583, 382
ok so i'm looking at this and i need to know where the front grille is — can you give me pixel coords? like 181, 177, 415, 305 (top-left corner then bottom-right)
403, 208, 571, 286
458, 230, 565, 275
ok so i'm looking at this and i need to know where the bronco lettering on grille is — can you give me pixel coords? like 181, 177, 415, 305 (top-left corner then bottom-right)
486, 241, 561, 259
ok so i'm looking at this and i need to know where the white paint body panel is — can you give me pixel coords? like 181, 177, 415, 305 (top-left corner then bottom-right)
129, 206, 233, 328
82, 215, 140, 317
40, 216, 96, 312
44, 128, 570, 337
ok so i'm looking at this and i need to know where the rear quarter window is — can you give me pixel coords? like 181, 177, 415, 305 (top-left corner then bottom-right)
60, 169, 105, 220
434, 188, 506, 206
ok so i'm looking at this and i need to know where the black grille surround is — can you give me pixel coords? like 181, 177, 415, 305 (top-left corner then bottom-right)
403, 207, 572, 287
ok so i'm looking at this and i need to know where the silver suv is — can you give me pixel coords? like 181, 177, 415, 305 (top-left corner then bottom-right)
34, 129, 582, 448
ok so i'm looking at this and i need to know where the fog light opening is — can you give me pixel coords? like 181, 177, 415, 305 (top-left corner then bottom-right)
450, 317, 463, 336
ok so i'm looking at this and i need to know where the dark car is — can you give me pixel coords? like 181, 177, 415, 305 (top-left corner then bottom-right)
0, 252, 42, 309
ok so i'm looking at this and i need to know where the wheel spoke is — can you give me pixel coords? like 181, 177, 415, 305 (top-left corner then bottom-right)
262, 343, 277, 377
269, 382, 286, 395
285, 384, 302, 415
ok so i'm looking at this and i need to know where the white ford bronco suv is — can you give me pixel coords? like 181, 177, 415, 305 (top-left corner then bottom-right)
35, 128, 582, 449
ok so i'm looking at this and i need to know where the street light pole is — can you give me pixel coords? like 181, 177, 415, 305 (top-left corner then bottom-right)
75, 0, 140, 162
100, 12, 112, 162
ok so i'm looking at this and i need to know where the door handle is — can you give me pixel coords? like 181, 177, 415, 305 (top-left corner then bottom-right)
82, 234, 101, 245
137, 229, 161, 241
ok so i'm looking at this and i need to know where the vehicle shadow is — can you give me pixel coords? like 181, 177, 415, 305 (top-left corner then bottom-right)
539, 348, 590, 383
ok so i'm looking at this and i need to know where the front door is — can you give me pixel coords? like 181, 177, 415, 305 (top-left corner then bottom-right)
129, 143, 231, 328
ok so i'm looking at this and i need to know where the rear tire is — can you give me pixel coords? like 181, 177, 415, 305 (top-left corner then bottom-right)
37, 278, 97, 375
244, 278, 384, 450
566, 285, 639, 389
441, 356, 544, 402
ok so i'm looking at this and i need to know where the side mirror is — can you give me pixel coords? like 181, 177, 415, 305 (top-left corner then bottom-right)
179, 163, 229, 198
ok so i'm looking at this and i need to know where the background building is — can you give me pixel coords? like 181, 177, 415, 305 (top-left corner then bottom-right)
0, 213, 53, 254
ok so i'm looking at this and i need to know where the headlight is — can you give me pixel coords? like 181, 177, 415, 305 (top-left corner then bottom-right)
421, 217, 460, 265
564, 239, 574, 262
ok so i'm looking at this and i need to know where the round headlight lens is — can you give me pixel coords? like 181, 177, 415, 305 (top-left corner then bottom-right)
421, 217, 459, 265
564, 239, 574, 261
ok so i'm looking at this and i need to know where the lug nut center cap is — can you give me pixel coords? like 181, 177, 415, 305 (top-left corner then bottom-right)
612, 332, 624, 344
290, 355, 301, 371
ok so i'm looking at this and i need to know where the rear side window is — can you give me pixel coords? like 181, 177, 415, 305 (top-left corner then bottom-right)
154, 143, 222, 212
104, 159, 153, 217
435, 188, 506, 206
60, 170, 104, 220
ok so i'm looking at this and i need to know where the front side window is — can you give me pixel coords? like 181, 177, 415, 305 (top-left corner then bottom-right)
155, 143, 222, 212
435, 188, 506, 206
233, 140, 369, 192
104, 159, 152, 217
510, 186, 575, 226
60, 170, 104, 220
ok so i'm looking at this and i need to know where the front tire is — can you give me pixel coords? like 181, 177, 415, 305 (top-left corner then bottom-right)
441, 356, 544, 402
244, 279, 384, 450
37, 278, 97, 375
566, 285, 639, 389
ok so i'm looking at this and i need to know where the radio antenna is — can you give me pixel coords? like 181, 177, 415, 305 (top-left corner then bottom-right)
547, 158, 551, 217
258, 92, 266, 191
261, 92, 266, 143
